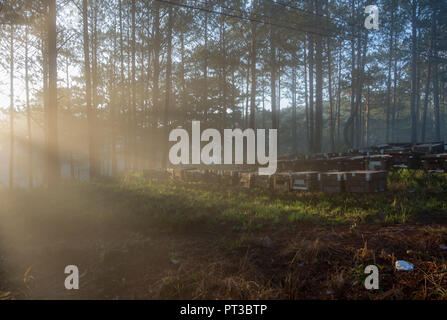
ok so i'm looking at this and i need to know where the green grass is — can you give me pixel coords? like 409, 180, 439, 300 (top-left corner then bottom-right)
1, 169, 447, 235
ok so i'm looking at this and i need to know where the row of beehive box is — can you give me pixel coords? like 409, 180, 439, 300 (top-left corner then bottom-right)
241, 171, 388, 193
164, 168, 388, 193
277, 153, 447, 173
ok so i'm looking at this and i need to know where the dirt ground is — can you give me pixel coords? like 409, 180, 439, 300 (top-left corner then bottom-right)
1, 214, 447, 300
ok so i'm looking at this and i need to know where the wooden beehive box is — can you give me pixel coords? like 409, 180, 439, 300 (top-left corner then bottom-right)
202, 169, 221, 183
422, 154, 447, 172
167, 168, 186, 180
311, 158, 334, 171
183, 169, 207, 182
290, 171, 320, 192
292, 158, 315, 172
367, 155, 392, 171
413, 142, 444, 154
318, 172, 345, 193
219, 170, 245, 185
344, 171, 388, 193
345, 156, 368, 171
239, 172, 271, 189
272, 173, 291, 191
239, 172, 255, 188
277, 160, 296, 172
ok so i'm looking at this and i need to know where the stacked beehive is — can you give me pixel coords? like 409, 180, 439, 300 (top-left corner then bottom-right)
422, 154, 447, 172
239, 172, 255, 188
272, 173, 291, 191
167, 168, 187, 180
367, 154, 392, 171
413, 142, 444, 154
239, 172, 272, 189
203, 169, 221, 183
318, 172, 345, 193
183, 169, 207, 182
290, 172, 320, 192
222, 170, 241, 185
344, 171, 388, 193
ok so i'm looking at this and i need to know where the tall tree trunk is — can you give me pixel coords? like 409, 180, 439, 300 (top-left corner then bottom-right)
336, 47, 341, 147
249, 22, 256, 129
111, 7, 118, 176
366, 86, 370, 146
270, 25, 277, 130
152, 1, 160, 167
119, 0, 125, 172
65, 55, 75, 179
25, 24, 33, 187
203, 0, 208, 122
314, 0, 323, 153
245, 62, 249, 128
327, 39, 335, 153
131, 0, 137, 170
308, 34, 314, 150
345, 0, 356, 148
292, 62, 297, 155
386, 5, 394, 142
82, 0, 96, 179
92, 5, 99, 174
47, 0, 60, 185
180, 30, 186, 119
9, 25, 14, 189
432, 6, 441, 141
354, 32, 368, 148
162, 5, 173, 169
410, 0, 418, 143
391, 34, 399, 142
303, 40, 310, 151
421, 10, 434, 142
262, 77, 266, 129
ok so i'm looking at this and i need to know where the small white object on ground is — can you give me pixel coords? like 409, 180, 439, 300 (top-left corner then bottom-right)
395, 260, 414, 271
440, 244, 447, 250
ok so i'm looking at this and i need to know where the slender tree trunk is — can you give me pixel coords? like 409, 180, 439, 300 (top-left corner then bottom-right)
131, 0, 137, 170
327, 39, 335, 153
421, 12, 434, 142
366, 86, 370, 146
9, 25, 14, 189
82, 0, 96, 179
303, 40, 310, 151
249, 22, 256, 129
386, 6, 394, 142
203, 0, 209, 121
308, 35, 314, 150
432, 7, 441, 141
66, 56, 75, 180
270, 26, 277, 130
391, 33, 398, 142
245, 62, 249, 128
111, 9, 118, 176
162, 5, 173, 169
314, 0, 323, 153
410, 0, 418, 143
292, 63, 297, 155
336, 47, 341, 147
47, 0, 60, 185
25, 24, 33, 187
119, 0, 125, 172
262, 77, 266, 129
92, 5, 100, 174
152, 2, 160, 167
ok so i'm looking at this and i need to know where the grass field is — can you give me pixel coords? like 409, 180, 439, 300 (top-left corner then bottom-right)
1, 169, 447, 299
